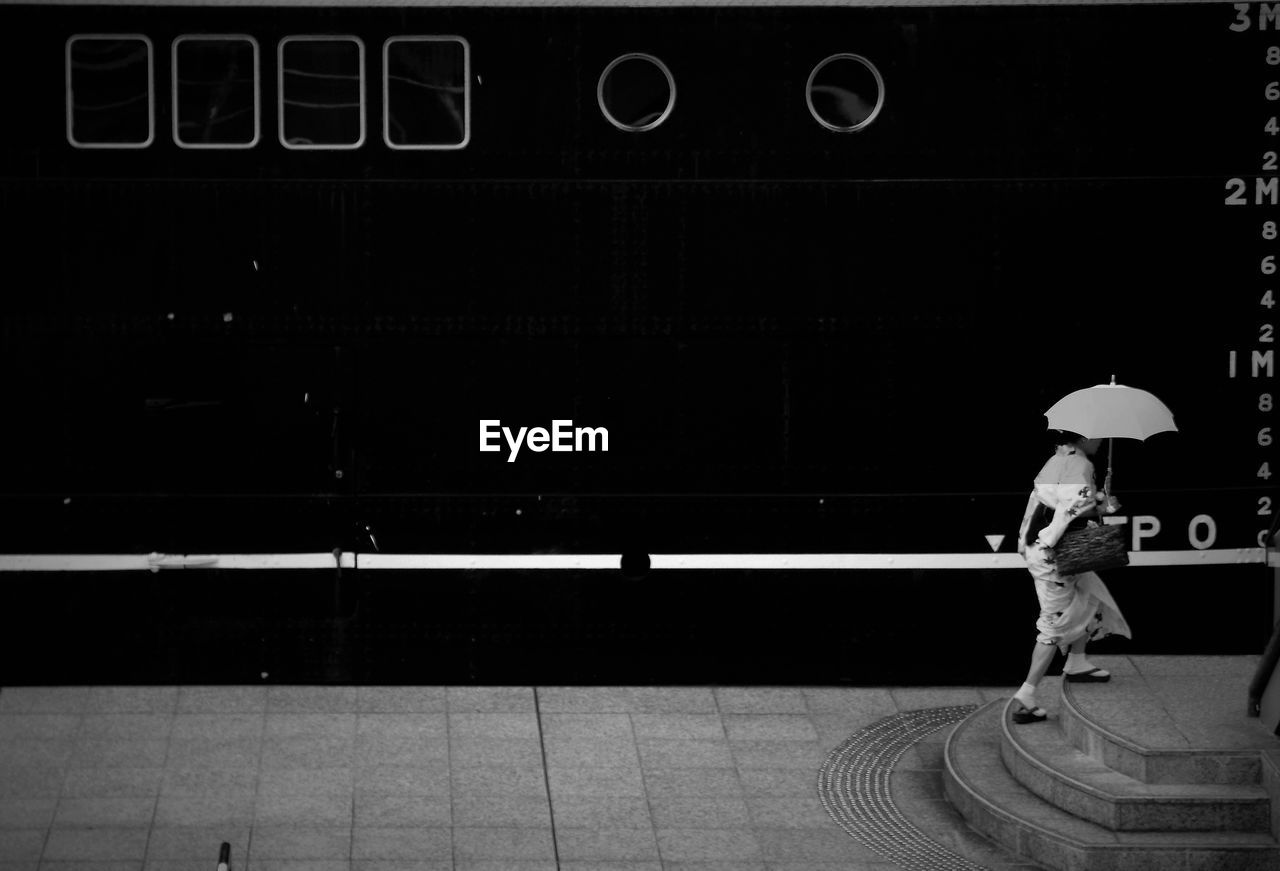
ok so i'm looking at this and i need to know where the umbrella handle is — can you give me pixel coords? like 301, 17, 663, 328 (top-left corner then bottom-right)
1102, 437, 1114, 497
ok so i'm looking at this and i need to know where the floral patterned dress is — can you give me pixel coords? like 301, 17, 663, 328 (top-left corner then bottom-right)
1017, 446, 1132, 651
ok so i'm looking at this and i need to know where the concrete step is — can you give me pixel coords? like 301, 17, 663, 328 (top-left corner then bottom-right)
1001, 696, 1271, 833
944, 701, 1280, 871
1059, 678, 1262, 786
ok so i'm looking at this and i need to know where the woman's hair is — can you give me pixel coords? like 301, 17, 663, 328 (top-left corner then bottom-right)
1050, 429, 1085, 446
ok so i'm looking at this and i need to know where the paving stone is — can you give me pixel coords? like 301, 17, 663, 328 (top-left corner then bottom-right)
737, 768, 817, 797
358, 714, 448, 741
53, 796, 157, 827
11, 672, 1264, 871
0, 741, 74, 769
246, 861, 352, 871
0, 715, 80, 741
889, 688, 983, 710
254, 792, 352, 826
144, 826, 250, 859
264, 714, 356, 740
267, 687, 359, 713
448, 714, 540, 740
1129, 655, 1248, 676
355, 733, 449, 767
0, 767, 63, 798
355, 793, 452, 827
0, 688, 88, 714
539, 688, 716, 714
556, 827, 660, 861
357, 687, 448, 713
43, 826, 149, 861
351, 827, 452, 860
729, 741, 828, 769
249, 826, 352, 859
714, 689, 808, 715
170, 714, 262, 742
261, 736, 354, 769
550, 795, 652, 829
0, 830, 44, 862
257, 767, 354, 795
629, 716, 725, 741
641, 768, 743, 798
636, 740, 734, 769
453, 794, 550, 828
154, 793, 255, 827
452, 764, 549, 796
449, 737, 543, 768
656, 828, 763, 862
159, 766, 255, 796
895, 741, 945, 771
890, 767, 944, 801
802, 688, 898, 716
545, 741, 639, 768
176, 686, 267, 713
542, 714, 635, 741
447, 687, 535, 713
535, 688, 634, 713
0, 800, 55, 829
87, 688, 178, 714
755, 828, 881, 861
452, 826, 556, 860
355, 763, 451, 796
745, 797, 831, 829
165, 737, 260, 769
649, 796, 752, 828
547, 766, 646, 798
722, 716, 818, 742
765, 865, 893, 871
809, 713, 888, 746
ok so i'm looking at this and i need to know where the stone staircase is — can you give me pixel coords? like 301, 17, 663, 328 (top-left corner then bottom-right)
942, 665, 1280, 871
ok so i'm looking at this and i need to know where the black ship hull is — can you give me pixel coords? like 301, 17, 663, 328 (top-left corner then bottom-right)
0, 2, 1272, 682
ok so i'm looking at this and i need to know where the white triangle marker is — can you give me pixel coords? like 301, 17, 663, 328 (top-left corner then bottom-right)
984, 534, 1005, 552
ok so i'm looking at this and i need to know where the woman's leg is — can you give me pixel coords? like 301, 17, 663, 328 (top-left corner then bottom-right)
1064, 635, 1110, 677
1014, 641, 1056, 711
1018, 545, 1076, 715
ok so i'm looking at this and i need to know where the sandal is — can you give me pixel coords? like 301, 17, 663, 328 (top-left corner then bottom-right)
1064, 667, 1111, 683
1011, 703, 1047, 724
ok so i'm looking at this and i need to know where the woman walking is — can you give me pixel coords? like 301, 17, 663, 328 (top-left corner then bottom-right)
1012, 430, 1131, 724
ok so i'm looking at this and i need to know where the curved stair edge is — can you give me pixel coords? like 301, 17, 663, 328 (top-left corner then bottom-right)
1059, 679, 1263, 786
942, 699, 1280, 871
1000, 697, 1271, 833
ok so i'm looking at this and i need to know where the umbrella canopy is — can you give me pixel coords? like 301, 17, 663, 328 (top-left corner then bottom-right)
1044, 379, 1178, 441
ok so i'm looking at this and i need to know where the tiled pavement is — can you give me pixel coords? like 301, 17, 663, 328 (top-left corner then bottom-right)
0, 682, 1027, 871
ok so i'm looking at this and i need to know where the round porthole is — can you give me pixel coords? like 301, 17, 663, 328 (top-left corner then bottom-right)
597, 53, 675, 132
806, 53, 884, 132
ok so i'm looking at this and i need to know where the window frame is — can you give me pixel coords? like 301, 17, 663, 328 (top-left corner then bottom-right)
805, 53, 886, 133
381, 35, 472, 151
596, 52, 677, 133
172, 33, 262, 150
65, 33, 156, 149
277, 34, 367, 151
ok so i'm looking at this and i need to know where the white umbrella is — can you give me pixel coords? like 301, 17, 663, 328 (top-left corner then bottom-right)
1044, 376, 1177, 491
